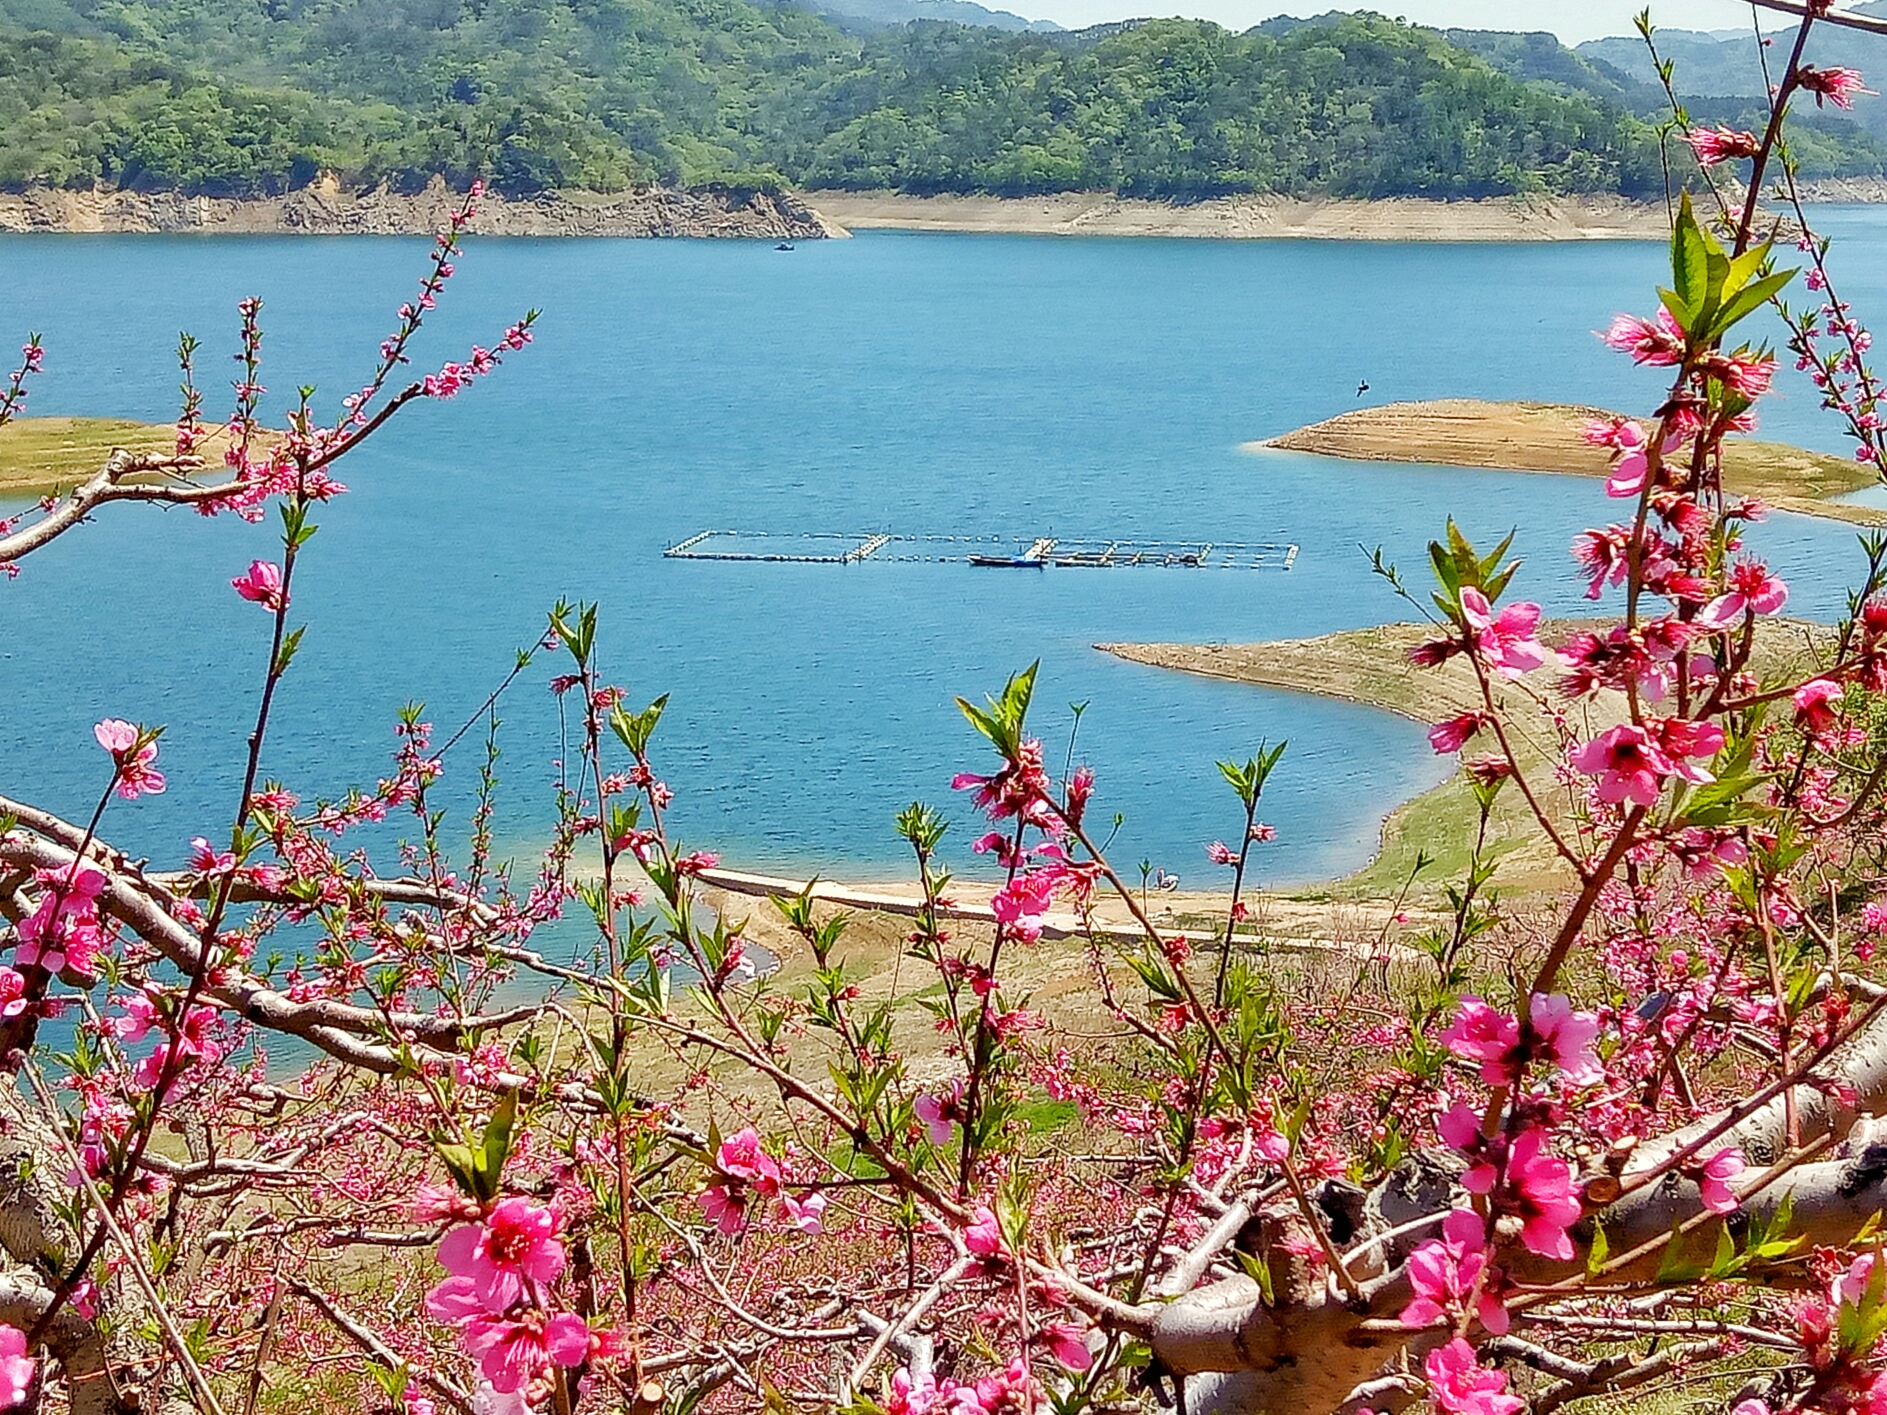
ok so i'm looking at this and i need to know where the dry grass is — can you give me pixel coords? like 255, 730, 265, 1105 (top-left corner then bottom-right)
1257, 398, 1883, 525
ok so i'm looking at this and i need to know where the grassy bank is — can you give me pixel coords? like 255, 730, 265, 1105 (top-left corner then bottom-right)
1102, 618, 1828, 905
0, 416, 189, 499
1259, 399, 1882, 525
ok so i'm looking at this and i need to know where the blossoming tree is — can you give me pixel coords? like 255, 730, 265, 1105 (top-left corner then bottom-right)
8, 6, 1887, 1415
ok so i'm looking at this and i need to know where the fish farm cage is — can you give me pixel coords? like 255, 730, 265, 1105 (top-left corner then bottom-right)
663, 531, 1298, 570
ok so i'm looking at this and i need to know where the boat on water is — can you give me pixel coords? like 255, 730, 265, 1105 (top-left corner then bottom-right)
776, 242, 795, 251
967, 553, 1046, 569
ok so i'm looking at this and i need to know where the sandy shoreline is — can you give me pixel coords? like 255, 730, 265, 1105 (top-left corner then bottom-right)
0, 183, 1686, 241
805, 191, 1675, 241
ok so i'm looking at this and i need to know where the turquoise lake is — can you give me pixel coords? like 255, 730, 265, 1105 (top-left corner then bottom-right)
4, 210, 1886, 891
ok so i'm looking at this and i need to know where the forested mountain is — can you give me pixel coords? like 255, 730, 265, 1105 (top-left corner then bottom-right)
0, 0, 1878, 201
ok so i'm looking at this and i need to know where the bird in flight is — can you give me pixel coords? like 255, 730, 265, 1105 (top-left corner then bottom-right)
1356, 380, 1370, 397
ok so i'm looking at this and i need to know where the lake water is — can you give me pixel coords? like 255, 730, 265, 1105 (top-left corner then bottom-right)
4, 209, 1886, 892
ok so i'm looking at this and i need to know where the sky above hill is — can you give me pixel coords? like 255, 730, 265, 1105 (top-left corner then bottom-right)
1013, 0, 1768, 42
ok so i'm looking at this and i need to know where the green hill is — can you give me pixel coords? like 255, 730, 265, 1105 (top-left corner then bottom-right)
0, 0, 1877, 200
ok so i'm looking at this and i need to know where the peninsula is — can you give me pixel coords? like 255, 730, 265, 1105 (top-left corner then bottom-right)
1100, 617, 1825, 903
0, 418, 242, 499
1259, 398, 1882, 524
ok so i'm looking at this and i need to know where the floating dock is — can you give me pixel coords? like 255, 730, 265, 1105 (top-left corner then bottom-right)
664, 530, 1298, 570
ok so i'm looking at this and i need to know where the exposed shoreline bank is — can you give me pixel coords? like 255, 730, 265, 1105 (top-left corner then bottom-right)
805, 190, 1674, 241
4, 179, 1882, 241
0, 179, 845, 238
1260, 398, 1883, 525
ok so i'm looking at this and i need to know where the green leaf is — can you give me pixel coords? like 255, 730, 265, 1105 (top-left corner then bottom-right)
475, 1090, 518, 1200
1653, 1223, 1706, 1285
1714, 268, 1799, 337
1235, 1249, 1276, 1306
1669, 193, 1710, 332
1707, 1222, 1740, 1278
1586, 1219, 1609, 1276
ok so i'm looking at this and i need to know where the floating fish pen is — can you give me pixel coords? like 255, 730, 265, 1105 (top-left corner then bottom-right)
665, 530, 1298, 570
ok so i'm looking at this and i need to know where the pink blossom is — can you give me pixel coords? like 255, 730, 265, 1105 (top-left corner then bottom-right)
1794, 678, 1843, 737
1440, 997, 1521, 1086
1428, 712, 1487, 754
424, 1275, 487, 1325
1530, 993, 1603, 1087
437, 1198, 567, 1312
1696, 561, 1790, 630
965, 1205, 1006, 1260
781, 1190, 828, 1235
699, 1183, 745, 1234
1581, 416, 1644, 450
1840, 1252, 1882, 1309
915, 1083, 962, 1145
886, 1368, 948, 1415
460, 1309, 591, 1392
1255, 1126, 1291, 1163
1694, 1146, 1746, 1215
92, 720, 165, 798
16, 865, 108, 975
1040, 1320, 1093, 1370
716, 1128, 783, 1194
1710, 352, 1777, 398
969, 1357, 1044, 1412
1671, 827, 1748, 878
1401, 1208, 1508, 1335
108, 993, 157, 1043
952, 738, 1054, 826
1438, 1103, 1483, 1152
1685, 125, 1760, 165
1460, 588, 1553, 678
1506, 1127, 1583, 1260
1571, 724, 1676, 808
1205, 840, 1237, 865
1649, 717, 1724, 784
1425, 1338, 1522, 1415
130, 1005, 223, 1091
1799, 65, 1873, 109
0, 1326, 31, 1410
1603, 426, 1689, 499
1601, 309, 1685, 366
230, 560, 286, 611
971, 830, 1022, 868
991, 871, 1056, 943
187, 837, 236, 876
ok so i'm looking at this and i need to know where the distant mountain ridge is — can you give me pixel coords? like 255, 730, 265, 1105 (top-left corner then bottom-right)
785, 0, 1061, 32
0, 0, 1878, 203
1574, 2, 1887, 139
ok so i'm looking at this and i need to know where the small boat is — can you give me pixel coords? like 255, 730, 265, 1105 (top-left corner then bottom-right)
776, 242, 795, 251
967, 553, 1046, 569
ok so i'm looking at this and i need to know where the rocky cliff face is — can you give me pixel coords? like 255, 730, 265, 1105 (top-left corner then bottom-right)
0, 176, 848, 238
